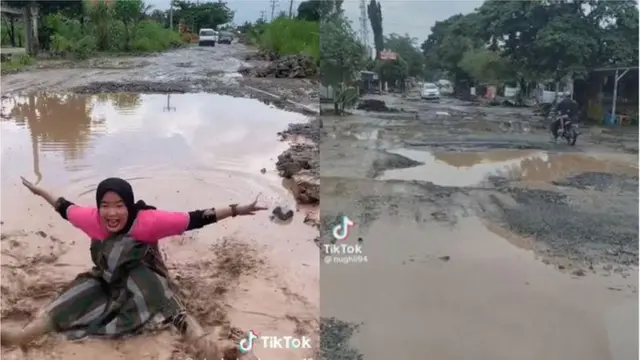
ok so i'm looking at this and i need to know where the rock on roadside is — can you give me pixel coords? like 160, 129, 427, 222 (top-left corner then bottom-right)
276, 144, 319, 205
277, 118, 323, 144
240, 54, 318, 79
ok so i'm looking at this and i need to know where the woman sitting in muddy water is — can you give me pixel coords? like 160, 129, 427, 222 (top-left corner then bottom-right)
1, 176, 267, 359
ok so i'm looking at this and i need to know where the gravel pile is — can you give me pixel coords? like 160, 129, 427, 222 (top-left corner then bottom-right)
491, 186, 639, 269
243, 54, 318, 78
319, 317, 364, 360
277, 118, 323, 144
71, 81, 190, 94
552, 172, 639, 192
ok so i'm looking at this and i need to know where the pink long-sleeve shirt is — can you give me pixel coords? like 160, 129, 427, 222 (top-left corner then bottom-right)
65, 205, 190, 243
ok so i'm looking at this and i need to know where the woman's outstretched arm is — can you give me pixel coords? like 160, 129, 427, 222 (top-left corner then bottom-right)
21, 176, 108, 239
21, 177, 75, 218
139, 196, 269, 243
21, 177, 60, 208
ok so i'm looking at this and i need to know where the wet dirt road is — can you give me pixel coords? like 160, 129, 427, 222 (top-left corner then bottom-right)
1, 46, 319, 360
319, 95, 638, 360
1, 44, 318, 113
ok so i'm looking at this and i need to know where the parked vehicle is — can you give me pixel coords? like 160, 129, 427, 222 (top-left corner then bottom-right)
358, 71, 380, 95
421, 83, 440, 100
198, 28, 216, 46
437, 79, 454, 95
218, 31, 234, 44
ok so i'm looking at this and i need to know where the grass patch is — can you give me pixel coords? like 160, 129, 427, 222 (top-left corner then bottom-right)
1, 53, 36, 73
257, 18, 319, 60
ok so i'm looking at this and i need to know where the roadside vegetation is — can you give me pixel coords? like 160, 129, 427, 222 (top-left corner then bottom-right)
256, 17, 319, 60
237, 6, 320, 62
363, 0, 638, 117
1, 0, 233, 71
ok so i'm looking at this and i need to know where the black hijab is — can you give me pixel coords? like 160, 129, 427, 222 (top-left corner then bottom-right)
96, 177, 156, 234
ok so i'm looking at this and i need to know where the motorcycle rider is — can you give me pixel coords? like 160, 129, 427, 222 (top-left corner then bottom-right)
551, 95, 579, 141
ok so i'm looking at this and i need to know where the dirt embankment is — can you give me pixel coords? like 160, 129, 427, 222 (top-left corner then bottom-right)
230, 48, 322, 229
275, 118, 322, 228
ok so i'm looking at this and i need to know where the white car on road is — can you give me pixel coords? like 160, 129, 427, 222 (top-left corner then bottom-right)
421, 82, 440, 100
198, 28, 217, 46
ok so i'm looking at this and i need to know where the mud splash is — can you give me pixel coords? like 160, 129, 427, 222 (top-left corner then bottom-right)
0, 93, 318, 360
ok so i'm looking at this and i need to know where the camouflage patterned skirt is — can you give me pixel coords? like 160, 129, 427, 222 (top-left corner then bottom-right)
44, 234, 186, 340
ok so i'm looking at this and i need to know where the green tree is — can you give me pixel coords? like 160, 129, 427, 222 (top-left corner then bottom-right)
367, 0, 383, 58
297, 1, 320, 21
376, 57, 408, 90
474, 0, 637, 108
84, 0, 114, 51
384, 33, 423, 78
297, 0, 343, 21
237, 21, 254, 33
148, 9, 168, 25
172, 0, 234, 31
3, 0, 84, 49
320, 14, 365, 114
420, 13, 481, 85
320, 15, 364, 86
459, 48, 514, 85
113, 0, 150, 50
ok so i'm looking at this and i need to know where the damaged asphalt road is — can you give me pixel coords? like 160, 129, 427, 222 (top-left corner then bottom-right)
1, 44, 319, 116
322, 95, 639, 275
320, 94, 638, 360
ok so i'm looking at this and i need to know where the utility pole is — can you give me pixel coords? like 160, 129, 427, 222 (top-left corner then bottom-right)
289, 0, 294, 18
359, 0, 370, 55
270, 0, 278, 21
259, 10, 266, 22
169, 0, 174, 30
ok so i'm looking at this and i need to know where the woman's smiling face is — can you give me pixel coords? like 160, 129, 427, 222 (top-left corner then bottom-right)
99, 191, 129, 233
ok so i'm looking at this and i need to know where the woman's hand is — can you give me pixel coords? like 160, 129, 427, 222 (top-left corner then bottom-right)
21, 176, 43, 196
21, 176, 59, 207
237, 194, 269, 216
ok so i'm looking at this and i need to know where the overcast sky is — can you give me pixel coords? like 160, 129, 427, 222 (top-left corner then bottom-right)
147, 0, 482, 43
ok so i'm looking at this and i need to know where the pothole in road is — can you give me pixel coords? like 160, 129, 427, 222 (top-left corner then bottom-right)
376, 148, 638, 187
1, 91, 318, 359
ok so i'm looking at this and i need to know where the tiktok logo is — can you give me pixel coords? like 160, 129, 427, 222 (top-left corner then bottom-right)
238, 330, 259, 353
332, 215, 355, 241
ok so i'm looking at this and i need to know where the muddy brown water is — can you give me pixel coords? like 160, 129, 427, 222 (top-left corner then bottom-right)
321, 215, 638, 360
378, 148, 639, 186
0, 93, 318, 360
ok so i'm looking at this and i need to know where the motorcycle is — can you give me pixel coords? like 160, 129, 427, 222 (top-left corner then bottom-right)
552, 114, 579, 146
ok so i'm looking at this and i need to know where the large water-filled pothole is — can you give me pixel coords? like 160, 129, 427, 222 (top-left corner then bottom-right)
376, 148, 638, 187
0, 92, 318, 360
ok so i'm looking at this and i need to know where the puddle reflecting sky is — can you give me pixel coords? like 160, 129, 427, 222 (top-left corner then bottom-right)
379, 148, 638, 186
1, 93, 306, 190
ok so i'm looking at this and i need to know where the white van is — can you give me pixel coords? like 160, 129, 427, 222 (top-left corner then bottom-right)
198, 28, 216, 46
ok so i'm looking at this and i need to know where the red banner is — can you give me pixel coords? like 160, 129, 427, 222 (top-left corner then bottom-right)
379, 51, 397, 60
